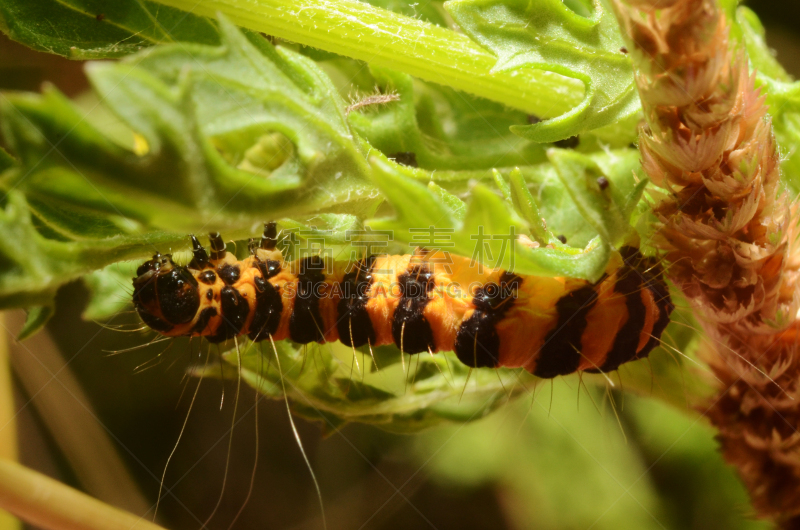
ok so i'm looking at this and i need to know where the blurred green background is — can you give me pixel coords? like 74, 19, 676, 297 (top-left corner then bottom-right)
0, 1, 796, 528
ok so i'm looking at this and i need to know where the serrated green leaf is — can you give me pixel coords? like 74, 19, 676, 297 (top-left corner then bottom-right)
367, 156, 611, 280
1, 15, 379, 235
348, 65, 548, 170
147, 0, 586, 119
412, 148, 644, 248
368, 156, 459, 231
447, 0, 638, 142
0, 13, 646, 310
197, 338, 528, 432
26, 195, 143, 241
0, 0, 219, 59
0, 190, 182, 308
547, 147, 635, 247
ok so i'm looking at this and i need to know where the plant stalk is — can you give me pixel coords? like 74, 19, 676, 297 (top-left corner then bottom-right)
612, 0, 800, 525
0, 459, 165, 530
146, 0, 583, 116
6, 311, 151, 517
0, 314, 19, 530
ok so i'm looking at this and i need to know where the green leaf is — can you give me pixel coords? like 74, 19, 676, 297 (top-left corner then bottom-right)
367, 156, 611, 281
17, 305, 54, 341
735, 6, 800, 193
147, 0, 585, 117
0, 0, 219, 59
508, 167, 550, 245
4, 0, 642, 143
0, 13, 648, 311
360, 0, 449, 27
427, 182, 467, 222
547, 147, 642, 247
348, 65, 548, 170
737, 6, 792, 83
737, 6, 800, 117
0, 190, 182, 309
492, 168, 512, 201
82, 261, 138, 320
447, 0, 639, 142
504, 148, 646, 249
0, 15, 379, 235
195, 339, 526, 432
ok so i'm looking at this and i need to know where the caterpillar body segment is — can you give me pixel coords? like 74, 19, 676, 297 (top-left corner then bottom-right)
132, 228, 673, 378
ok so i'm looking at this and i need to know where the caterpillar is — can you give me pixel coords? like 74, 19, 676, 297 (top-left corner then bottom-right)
132, 223, 673, 378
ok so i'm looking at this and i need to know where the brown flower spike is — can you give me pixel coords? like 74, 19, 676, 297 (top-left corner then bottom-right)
612, 0, 800, 525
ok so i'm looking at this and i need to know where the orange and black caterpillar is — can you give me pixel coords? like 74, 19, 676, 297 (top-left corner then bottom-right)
132, 223, 673, 378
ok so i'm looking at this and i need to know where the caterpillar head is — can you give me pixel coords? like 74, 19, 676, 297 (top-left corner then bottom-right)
132, 253, 201, 334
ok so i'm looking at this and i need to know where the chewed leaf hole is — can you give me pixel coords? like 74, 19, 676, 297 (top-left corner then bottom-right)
239, 132, 295, 176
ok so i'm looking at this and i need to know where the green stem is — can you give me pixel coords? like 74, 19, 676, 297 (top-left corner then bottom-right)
0, 316, 16, 464
0, 459, 165, 530
146, 0, 583, 116
0, 315, 19, 530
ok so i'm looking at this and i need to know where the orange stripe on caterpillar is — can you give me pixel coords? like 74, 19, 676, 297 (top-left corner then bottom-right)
132, 224, 673, 378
